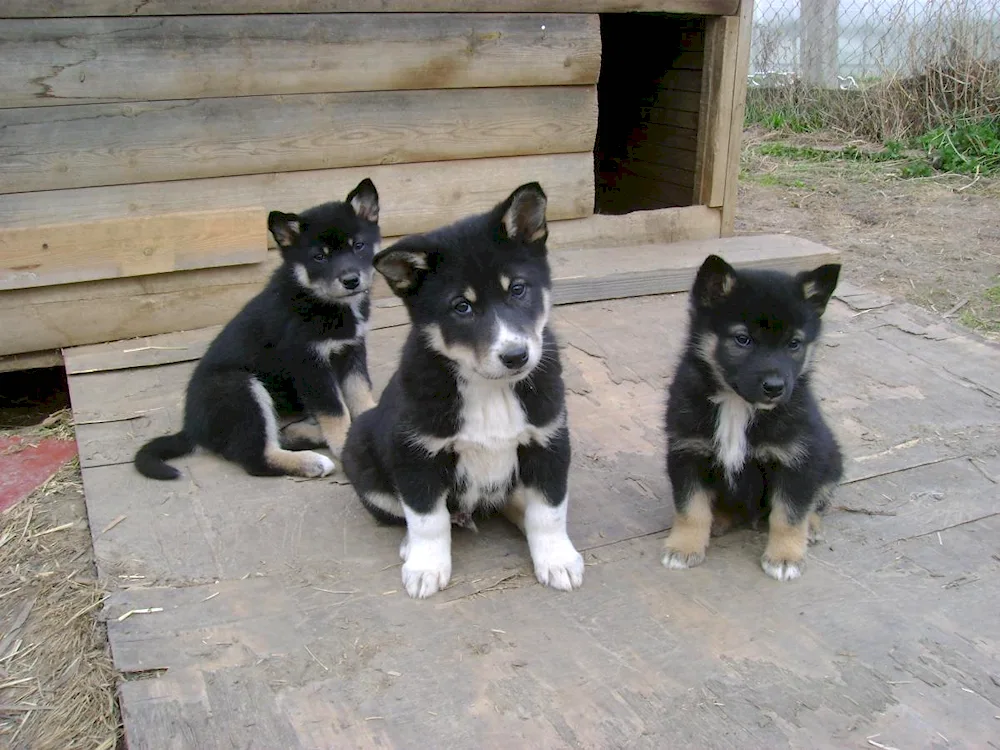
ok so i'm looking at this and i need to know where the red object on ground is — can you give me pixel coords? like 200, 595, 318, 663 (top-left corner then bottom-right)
0, 436, 79, 513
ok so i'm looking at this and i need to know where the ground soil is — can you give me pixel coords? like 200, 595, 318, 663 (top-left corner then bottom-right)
736, 128, 1000, 337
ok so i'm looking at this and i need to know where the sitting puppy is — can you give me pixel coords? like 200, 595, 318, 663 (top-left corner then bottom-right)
342, 183, 585, 599
134, 179, 380, 480
662, 254, 843, 581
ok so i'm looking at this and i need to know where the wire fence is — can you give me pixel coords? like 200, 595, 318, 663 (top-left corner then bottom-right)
750, 0, 1000, 87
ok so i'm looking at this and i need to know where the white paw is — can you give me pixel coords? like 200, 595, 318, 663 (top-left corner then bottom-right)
402, 556, 451, 599
661, 547, 706, 570
399, 534, 409, 562
531, 535, 584, 591
301, 451, 336, 478
761, 555, 803, 581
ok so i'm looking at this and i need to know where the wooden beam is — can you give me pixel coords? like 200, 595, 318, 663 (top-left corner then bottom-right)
0, 153, 595, 239
0, 86, 598, 194
0, 349, 63, 373
0, 2, 742, 18
720, 0, 753, 235
694, 13, 739, 207
0, 14, 600, 108
0, 208, 266, 291
60, 232, 837, 374
0, 207, 719, 356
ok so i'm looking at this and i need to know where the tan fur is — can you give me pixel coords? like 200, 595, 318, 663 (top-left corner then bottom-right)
763, 500, 809, 568
499, 274, 511, 292
263, 446, 332, 477
282, 420, 323, 445
463, 286, 478, 303
807, 510, 823, 544
341, 372, 375, 418
318, 413, 350, 457
662, 488, 713, 568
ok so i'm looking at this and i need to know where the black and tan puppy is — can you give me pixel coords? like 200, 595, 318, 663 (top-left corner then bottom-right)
134, 179, 380, 480
662, 255, 843, 581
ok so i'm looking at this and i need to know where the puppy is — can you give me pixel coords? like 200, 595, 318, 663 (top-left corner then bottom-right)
134, 179, 380, 480
342, 183, 585, 599
662, 254, 843, 581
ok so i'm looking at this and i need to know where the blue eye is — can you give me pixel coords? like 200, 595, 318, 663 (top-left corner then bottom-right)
788, 338, 802, 351
453, 298, 472, 316
734, 333, 752, 348
509, 281, 526, 298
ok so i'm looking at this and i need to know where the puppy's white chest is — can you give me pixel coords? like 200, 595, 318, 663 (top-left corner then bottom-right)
453, 381, 527, 509
711, 392, 755, 482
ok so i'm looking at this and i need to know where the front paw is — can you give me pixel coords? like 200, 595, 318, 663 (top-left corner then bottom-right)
661, 530, 708, 570
761, 553, 804, 581
531, 536, 584, 591
400, 538, 451, 599
299, 451, 337, 478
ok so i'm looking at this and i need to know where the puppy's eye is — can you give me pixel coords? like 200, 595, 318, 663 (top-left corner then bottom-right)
452, 298, 473, 316
353, 241, 366, 253
734, 333, 752, 348
313, 252, 328, 262
509, 281, 527, 298
787, 338, 802, 351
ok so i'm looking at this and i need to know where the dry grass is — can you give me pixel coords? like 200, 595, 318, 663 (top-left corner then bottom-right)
0, 456, 121, 749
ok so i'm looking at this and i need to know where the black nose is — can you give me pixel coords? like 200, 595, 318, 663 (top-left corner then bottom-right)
499, 346, 529, 370
340, 273, 361, 290
761, 376, 785, 399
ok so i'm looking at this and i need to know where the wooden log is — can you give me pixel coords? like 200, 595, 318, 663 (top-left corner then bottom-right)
0, 2, 742, 18
0, 86, 598, 193
0, 207, 720, 356
0, 153, 594, 239
0, 208, 266, 291
0, 14, 600, 108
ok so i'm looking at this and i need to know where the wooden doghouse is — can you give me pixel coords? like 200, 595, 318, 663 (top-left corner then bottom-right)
0, 1, 753, 370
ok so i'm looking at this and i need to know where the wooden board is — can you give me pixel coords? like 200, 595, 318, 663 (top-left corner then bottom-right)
65, 282, 1000, 748
720, 0, 753, 235
0, 14, 600, 108
695, 14, 740, 207
0, 1, 742, 17
0, 349, 63, 373
0, 152, 594, 237
0, 207, 266, 290
0, 86, 598, 193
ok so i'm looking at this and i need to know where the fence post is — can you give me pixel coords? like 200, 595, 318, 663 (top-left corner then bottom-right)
801, 0, 839, 87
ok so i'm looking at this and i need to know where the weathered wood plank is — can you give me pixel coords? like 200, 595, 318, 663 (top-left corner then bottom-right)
695, 14, 739, 207
0, 152, 594, 237
0, 1, 742, 17
0, 208, 266, 290
0, 86, 598, 193
552, 205, 720, 249
0, 14, 601, 108
0, 349, 62, 373
721, 0, 753, 234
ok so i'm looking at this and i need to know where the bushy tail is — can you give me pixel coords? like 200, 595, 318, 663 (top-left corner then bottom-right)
134, 432, 195, 480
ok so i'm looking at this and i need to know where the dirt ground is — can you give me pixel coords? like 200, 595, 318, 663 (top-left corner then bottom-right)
737, 128, 1000, 338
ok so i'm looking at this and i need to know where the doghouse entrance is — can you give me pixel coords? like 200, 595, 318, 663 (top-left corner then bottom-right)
595, 14, 706, 214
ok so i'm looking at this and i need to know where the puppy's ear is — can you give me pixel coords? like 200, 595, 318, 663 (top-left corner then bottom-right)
499, 182, 548, 244
798, 264, 841, 316
692, 254, 738, 308
374, 246, 431, 296
268, 211, 301, 250
347, 178, 379, 224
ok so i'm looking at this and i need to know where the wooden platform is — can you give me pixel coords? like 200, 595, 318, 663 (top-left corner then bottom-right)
65, 237, 1000, 748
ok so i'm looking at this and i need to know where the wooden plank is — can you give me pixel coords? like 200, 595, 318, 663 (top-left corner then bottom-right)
0, 86, 598, 194
695, 15, 732, 207
642, 106, 701, 130
657, 69, 704, 94
1, 1, 742, 17
0, 152, 594, 238
0, 14, 601, 108
650, 89, 702, 113
721, 0, 753, 235
629, 126, 700, 157
0, 208, 265, 291
2, 207, 718, 357
0, 349, 62, 373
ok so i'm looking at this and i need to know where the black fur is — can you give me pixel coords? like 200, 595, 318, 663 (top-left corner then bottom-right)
662, 254, 843, 579
134, 179, 381, 480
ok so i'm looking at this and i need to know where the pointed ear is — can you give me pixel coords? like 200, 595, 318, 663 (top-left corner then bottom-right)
499, 182, 548, 244
374, 246, 430, 296
268, 211, 301, 250
692, 254, 738, 308
347, 178, 379, 224
798, 263, 841, 316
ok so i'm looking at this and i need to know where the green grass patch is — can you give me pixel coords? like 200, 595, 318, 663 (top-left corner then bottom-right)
918, 117, 1000, 175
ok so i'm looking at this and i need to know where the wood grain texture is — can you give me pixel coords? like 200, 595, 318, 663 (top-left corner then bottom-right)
0, 208, 266, 290
694, 14, 739, 208
0, 86, 598, 193
0, 207, 719, 356
0, 349, 63, 373
0, 14, 600, 108
0, 1, 742, 17
0, 153, 594, 239
721, 0, 753, 235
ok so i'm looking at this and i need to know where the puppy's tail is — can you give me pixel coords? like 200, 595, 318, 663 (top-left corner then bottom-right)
134, 432, 195, 481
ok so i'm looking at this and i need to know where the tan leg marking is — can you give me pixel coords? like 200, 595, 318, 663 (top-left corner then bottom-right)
317, 413, 350, 458
263, 445, 335, 478
761, 498, 810, 581
341, 372, 376, 418
710, 507, 738, 538
807, 510, 823, 545
662, 488, 713, 569
281, 420, 324, 447
500, 487, 527, 534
